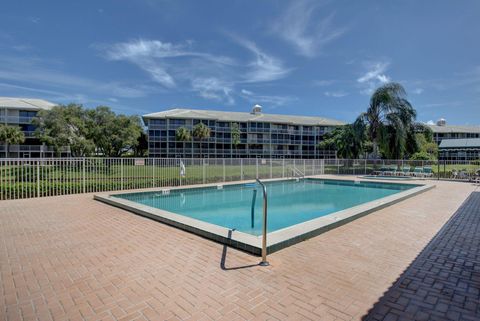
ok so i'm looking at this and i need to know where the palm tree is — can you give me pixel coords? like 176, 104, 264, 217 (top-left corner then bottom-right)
192, 123, 211, 158
175, 127, 191, 158
230, 123, 241, 158
359, 82, 416, 158
0, 125, 25, 157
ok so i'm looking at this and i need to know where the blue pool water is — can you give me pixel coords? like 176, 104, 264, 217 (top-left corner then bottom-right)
114, 179, 418, 236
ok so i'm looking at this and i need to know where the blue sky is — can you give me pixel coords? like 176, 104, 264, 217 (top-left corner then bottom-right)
0, 0, 479, 125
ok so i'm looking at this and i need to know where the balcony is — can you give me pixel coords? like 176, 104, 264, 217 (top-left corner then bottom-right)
0, 116, 36, 124
0, 145, 70, 153
247, 139, 271, 144
24, 131, 37, 137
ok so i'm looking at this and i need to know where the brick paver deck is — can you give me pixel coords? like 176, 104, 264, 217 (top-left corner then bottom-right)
0, 179, 477, 321
364, 191, 480, 321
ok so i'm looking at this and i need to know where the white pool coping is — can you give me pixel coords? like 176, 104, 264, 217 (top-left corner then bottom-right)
94, 177, 435, 255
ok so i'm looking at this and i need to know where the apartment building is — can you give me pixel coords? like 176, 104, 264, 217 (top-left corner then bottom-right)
427, 119, 480, 145
438, 139, 480, 161
0, 97, 69, 158
143, 105, 345, 159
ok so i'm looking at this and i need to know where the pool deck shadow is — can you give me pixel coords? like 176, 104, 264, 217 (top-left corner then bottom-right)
363, 191, 480, 321
220, 230, 261, 271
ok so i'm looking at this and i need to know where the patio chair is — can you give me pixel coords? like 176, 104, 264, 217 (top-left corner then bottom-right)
423, 166, 434, 178
383, 165, 398, 176
475, 169, 480, 184
400, 165, 411, 176
469, 169, 480, 183
374, 165, 389, 175
459, 169, 469, 180
390, 165, 400, 176
451, 169, 459, 180
412, 167, 424, 177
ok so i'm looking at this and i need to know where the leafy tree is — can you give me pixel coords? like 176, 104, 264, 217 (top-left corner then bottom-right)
133, 132, 148, 157
359, 82, 417, 159
230, 123, 241, 157
410, 151, 433, 160
318, 119, 366, 159
193, 122, 211, 158
0, 125, 25, 156
413, 126, 438, 160
86, 106, 143, 157
175, 127, 192, 158
33, 104, 94, 157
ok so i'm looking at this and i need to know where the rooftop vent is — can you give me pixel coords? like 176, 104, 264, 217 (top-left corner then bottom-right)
437, 118, 446, 126
251, 104, 262, 115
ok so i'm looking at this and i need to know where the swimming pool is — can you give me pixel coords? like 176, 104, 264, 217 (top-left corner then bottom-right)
95, 178, 433, 254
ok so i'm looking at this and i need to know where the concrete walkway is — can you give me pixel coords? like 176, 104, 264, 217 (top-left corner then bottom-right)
365, 191, 480, 321
0, 179, 477, 321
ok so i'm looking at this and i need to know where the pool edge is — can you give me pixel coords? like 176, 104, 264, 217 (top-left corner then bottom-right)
94, 178, 435, 256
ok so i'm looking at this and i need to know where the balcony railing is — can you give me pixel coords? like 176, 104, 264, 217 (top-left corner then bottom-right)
0, 116, 36, 124
0, 145, 70, 152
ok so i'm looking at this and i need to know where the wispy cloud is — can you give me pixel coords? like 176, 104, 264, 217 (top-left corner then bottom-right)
357, 61, 391, 95
0, 53, 153, 104
100, 39, 238, 89
240, 89, 296, 107
324, 90, 348, 98
357, 62, 390, 84
272, 0, 346, 57
192, 77, 235, 105
412, 88, 424, 94
313, 79, 336, 87
98, 38, 291, 105
231, 36, 291, 83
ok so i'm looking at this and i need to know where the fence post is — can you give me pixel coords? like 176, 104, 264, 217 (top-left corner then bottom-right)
437, 160, 440, 180
256, 158, 259, 179
443, 160, 446, 179
223, 159, 226, 182
203, 159, 206, 184
152, 158, 156, 187
303, 159, 306, 176
120, 158, 124, 190
282, 158, 285, 178
270, 159, 273, 179
364, 159, 367, 175
82, 158, 86, 194
36, 160, 40, 197
240, 158, 243, 181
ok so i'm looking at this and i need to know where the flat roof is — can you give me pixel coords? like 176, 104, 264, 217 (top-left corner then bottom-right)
427, 124, 480, 134
143, 108, 345, 126
0, 97, 56, 110
439, 138, 480, 149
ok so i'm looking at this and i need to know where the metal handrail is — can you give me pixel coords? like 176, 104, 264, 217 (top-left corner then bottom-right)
256, 178, 269, 266
290, 166, 305, 179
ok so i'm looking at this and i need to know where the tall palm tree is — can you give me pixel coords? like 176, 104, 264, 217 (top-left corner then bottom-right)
359, 82, 416, 158
192, 123, 211, 158
175, 127, 191, 158
0, 125, 25, 158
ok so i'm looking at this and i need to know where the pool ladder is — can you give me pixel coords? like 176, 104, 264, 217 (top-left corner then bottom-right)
256, 179, 269, 266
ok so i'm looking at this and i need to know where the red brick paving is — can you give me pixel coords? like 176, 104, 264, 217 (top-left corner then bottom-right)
364, 191, 480, 321
0, 179, 477, 321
